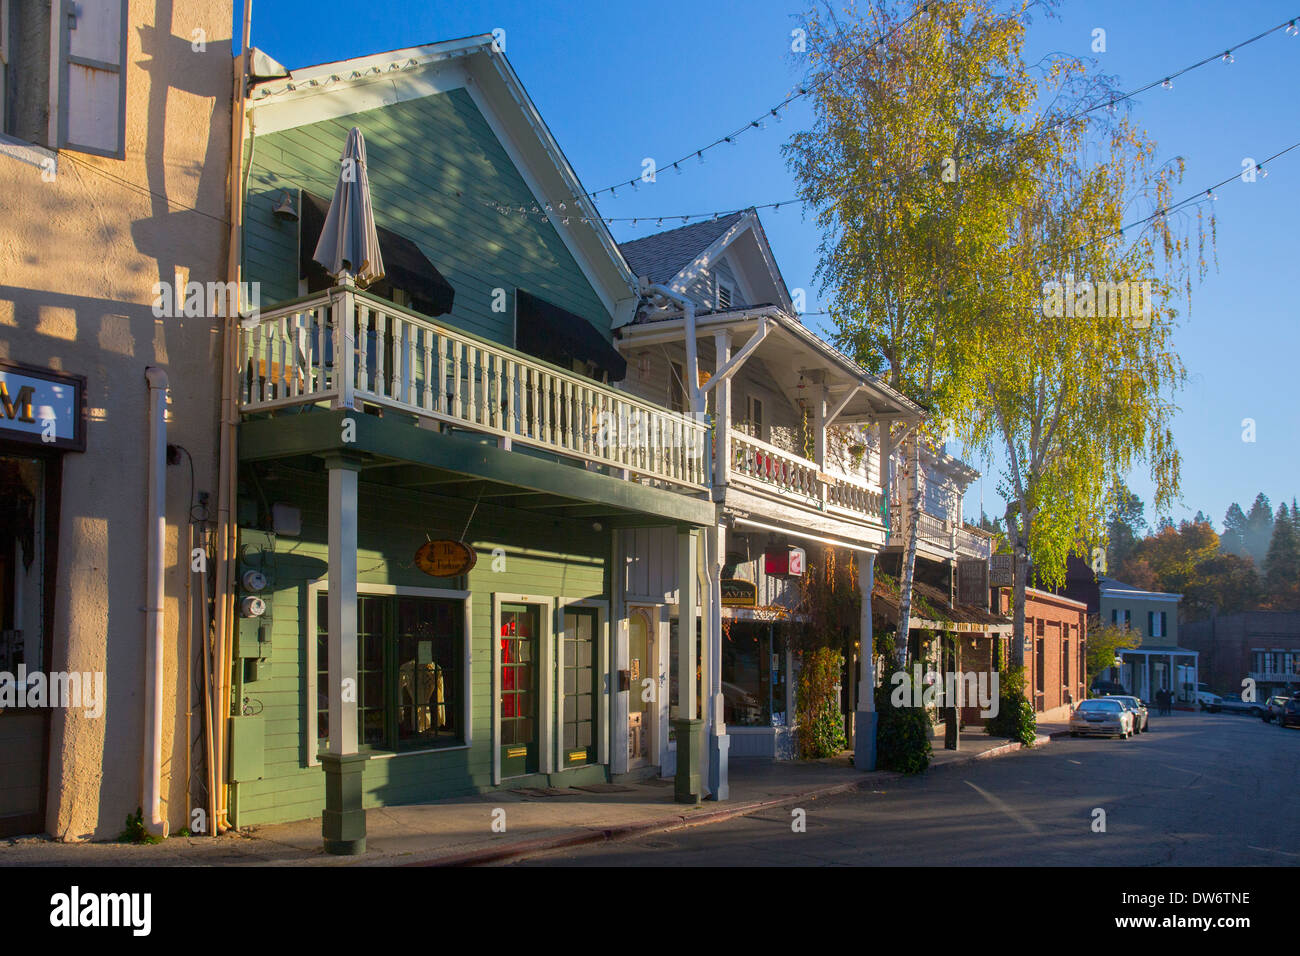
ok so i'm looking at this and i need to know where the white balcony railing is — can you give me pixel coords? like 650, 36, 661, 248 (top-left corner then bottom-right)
238, 287, 709, 491
728, 432, 884, 525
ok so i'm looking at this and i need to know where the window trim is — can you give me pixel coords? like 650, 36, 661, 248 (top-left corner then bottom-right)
556, 597, 609, 770
304, 580, 472, 768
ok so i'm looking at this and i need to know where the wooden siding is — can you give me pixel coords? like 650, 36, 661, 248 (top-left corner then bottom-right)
229, 473, 609, 827
243, 87, 612, 349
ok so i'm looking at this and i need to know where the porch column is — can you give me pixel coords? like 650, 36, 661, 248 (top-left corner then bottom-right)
322, 452, 367, 855
673, 528, 702, 803
705, 523, 729, 799
854, 551, 878, 770
713, 330, 732, 490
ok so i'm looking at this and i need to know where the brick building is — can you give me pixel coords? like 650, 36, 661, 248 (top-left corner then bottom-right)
1181, 611, 1300, 697
998, 588, 1088, 722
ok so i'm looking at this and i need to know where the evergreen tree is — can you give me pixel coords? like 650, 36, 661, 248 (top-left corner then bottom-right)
1244, 493, 1275, 568
1105, 482, 1147, 574
1220, 501, 1248, 556
1264, 503, 1300, 610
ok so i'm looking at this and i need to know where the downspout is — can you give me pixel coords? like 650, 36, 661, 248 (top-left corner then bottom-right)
143, 367, 169, 838
212, 0, 253, 833
643, 283, 699, 414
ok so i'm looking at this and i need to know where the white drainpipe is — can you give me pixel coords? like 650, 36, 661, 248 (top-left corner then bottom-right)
143, 367, 169, 837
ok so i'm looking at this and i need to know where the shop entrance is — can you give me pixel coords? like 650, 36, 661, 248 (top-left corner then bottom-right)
499, 603, 540, 777
627, 605, 659, 769
0, 455, 51, 837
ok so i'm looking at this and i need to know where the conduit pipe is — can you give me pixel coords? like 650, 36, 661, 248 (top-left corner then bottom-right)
644, 283, 699, 413
143, 367, 169, 838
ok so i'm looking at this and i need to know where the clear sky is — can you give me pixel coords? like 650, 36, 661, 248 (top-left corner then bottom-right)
240, 0, 1299, 531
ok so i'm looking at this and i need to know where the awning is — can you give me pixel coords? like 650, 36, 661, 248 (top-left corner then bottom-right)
515, 290, 627, 380
870, 579, 1013, 635
300, 191, 455, 317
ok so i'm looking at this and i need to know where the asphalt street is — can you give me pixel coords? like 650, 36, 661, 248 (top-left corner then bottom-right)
516, 711, 1300, 866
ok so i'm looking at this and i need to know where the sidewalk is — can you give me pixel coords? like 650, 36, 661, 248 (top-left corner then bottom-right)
0, 728, 1056, 867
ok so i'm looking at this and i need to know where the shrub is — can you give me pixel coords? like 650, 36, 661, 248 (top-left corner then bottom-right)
874, 674, 932, 773
796, 646, 847, 758
986, 665, 1037, 746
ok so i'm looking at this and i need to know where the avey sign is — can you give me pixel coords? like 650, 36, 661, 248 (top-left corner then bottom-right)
0, 361, 85, 451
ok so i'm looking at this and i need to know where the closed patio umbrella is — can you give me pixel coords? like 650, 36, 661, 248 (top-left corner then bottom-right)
312, 126, 385, 286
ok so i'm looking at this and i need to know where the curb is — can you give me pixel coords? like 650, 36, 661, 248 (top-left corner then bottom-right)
413, 737, 1048, 867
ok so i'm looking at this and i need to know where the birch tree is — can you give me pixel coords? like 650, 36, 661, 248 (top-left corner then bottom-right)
786, 0, 1044, 663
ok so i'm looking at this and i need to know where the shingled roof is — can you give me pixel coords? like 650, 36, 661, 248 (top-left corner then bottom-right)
618, 211, 746, 285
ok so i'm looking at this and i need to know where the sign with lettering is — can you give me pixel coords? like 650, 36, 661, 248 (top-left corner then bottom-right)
957, 558, 989, 607
989, 554, 1015, 587
414, 539, 477, 577
0, 362, 85, 451
720, 578, 757, 607
764, 546, 805, 577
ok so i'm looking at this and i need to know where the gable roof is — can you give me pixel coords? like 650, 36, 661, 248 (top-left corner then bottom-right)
618, 212, 746, 287
244, 34, 638, 325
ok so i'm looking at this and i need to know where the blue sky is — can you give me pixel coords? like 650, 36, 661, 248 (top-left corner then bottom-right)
241, 0, 1299, 531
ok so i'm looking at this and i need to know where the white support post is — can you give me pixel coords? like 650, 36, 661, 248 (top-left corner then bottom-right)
705, 522, 728, 799
713, 329, 732, 492
854, 551, 878, 771
673, 528, 702, 803
332, 282, 357, 411
323, 452, 366, 854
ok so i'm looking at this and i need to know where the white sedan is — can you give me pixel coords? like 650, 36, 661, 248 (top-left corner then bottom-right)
1069, 698, 1135, 739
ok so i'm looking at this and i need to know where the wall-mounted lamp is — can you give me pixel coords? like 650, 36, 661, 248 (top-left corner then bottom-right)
272, 189, 298, 222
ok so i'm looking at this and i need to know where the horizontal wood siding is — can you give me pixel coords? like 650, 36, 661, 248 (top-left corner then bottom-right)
243, 87, 612, 349
229, 472, 608, 827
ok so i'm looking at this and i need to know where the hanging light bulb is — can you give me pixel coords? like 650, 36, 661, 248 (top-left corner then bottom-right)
1161, 77, 1173, 90
681, 216, 690, 224
610, 186, 617, 198
656, 218, 663, 227
673, 162, 682, 175
559, 201, 566, 211
1258, 164, 1269, 178
1205, 189, 1217, 201
562, 217, 570, 225
771, 108, 782, 123
697, 150, 705, 165
631, 219, 638, 227
1222, 50, 1234, 63
1288, 19, 1298, 36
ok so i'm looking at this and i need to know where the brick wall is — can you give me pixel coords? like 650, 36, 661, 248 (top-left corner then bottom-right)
1181, 611, 1300, 694
1022, 589, 1088, 719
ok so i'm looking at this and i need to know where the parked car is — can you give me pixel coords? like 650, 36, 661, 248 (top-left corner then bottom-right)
1197, 690, 1222, 712
1091, 681, 1128, 697
1106, 695, 1149, 732
1070, 698, 1135, 738
1279, 697, 1300, 729
1215, 696, 1267, 717
1262, 695, 1291, 723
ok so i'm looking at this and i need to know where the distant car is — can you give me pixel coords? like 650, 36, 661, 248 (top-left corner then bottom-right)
1262, 695, 1291, 723
1280, 697, 1300, 729
1106, 695, 1149, 732
1216, 696, 1267, 717
1091, 681, 1128, 697
1197, 690, 1222, 712
1070, 698, 1135, 738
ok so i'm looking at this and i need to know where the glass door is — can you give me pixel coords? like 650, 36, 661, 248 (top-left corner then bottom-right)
627, 606, 656, 768
500, 604, 539, 776
561, 609, 597, 768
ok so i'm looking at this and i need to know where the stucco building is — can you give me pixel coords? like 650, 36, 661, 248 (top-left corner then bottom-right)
0, 0, 233, 839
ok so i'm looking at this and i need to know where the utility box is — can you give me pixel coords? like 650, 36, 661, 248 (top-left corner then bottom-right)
235, 618, 267, 659
229, 715, 265, 781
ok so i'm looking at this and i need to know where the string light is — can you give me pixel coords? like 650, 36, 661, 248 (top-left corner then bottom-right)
1222, 50, 1234, 63
509, 13, 1299, 227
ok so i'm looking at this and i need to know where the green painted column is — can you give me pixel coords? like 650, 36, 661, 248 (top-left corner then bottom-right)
322, 752, 368, 855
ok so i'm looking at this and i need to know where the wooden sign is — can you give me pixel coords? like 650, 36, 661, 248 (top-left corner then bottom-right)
721, 578, 757, 607
989, 554, 1015, 587
764, 547, 805, 577
957, 558, 989, 607
414, 539, 477, 577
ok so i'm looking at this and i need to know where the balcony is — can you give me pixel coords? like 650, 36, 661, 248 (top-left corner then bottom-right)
727, 431, 885, 528
237, 287, 710, 492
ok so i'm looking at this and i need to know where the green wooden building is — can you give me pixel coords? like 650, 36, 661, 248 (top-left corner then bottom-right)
231, 35, 714, 850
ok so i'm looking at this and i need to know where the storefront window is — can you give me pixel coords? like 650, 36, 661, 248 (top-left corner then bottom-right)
721, 622, 787, 727
317, 593, 463, 752
0, 456, 44, 676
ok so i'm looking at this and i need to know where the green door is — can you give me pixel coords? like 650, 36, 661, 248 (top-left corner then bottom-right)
562, 609, 598, 768
500, 604, 539, 776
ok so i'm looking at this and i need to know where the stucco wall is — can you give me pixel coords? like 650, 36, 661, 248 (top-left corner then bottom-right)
0, 0, 232, 839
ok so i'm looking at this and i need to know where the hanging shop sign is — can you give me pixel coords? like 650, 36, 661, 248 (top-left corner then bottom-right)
414, 539, 477, 577
720, 578, 757, 607
764, 546, 805, 577
989, 554, 1015, 587
0, 361, 86, 452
